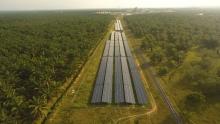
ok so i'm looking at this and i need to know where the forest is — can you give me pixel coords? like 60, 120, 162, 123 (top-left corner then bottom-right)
0, 11, 112, 123
125, 10, 220, 123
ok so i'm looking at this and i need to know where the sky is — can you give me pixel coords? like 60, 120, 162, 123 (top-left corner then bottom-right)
0, 0, 220, 11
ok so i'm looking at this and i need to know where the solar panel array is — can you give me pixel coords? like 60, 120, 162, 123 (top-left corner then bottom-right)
115, 20, 123, 31
128, 57, 148, 104
91, 20, 147, 105
114, 57, 124, 103
91, 57, 108, 103
102, 56, 113, 103
121, 32, 132, 57
103, 40, 110, 57
121, 57, 135, 104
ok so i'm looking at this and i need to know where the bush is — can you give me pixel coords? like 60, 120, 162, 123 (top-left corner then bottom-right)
184, 92, 206, 111
158, 66, 168, 76
200, 39, 219, 49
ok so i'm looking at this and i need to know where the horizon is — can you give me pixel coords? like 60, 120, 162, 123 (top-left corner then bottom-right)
0, 7, 220, 12
1, 0, 220, 11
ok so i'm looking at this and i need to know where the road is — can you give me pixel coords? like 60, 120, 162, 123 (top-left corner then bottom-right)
137, 50, 183, 124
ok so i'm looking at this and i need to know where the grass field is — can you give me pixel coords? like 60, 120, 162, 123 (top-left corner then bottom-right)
161, 49, 220, 124
44, 22, 154, 124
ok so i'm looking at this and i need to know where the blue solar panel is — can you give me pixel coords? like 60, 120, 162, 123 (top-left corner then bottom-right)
111, 31, 115, 41
121, 32, 132, 57
121, 57, 135, 104
114, 57, 125, 103
102, 57, 113, 103
103, 40, 110, 57
115, 46, 120, 57
119, 40, 126, 57
128, 57, 148, 104
92, 20, 148, 105
91, 57, 108, 103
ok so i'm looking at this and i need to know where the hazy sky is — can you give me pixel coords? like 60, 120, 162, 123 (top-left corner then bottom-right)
1, 0, 220, 10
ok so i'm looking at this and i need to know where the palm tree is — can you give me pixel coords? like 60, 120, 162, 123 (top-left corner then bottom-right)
0, 107, 7, 123
29, 96, 47, 119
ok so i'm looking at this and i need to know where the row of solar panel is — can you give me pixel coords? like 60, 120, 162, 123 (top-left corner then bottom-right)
91, 20, 147, 104
118, 20, 123, 31
127, 57, 148, 104
115, 20, 123, 31
121, 32, 132, 57
91, 57, 107, 103
121, 57, 136, 103
115, 31, 135, 104
114, 57, 124, 103
108, 32, 126, 57
115, 21, 120, 31
102, 56, 113, 103
91, 37, 114, 103
121, 32, 148, 104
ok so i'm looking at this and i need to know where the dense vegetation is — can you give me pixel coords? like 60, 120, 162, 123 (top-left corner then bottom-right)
0, 11, 112, 123
125, 10, 220, 123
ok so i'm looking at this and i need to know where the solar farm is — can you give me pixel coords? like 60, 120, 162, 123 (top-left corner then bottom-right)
91, 19, 148, 105
44, 18, 153, 124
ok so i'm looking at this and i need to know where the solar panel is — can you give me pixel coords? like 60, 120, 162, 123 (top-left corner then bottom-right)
115, 20, 118, 30
92, 21, 148, 105
127, 57, 148, 104
115, 23, 117, 31
114, 31, 118, 41
102, 57, 113, 103
119, 39, 126, 57
115, 39, 119, 47
121, 32, 132, 57
91, 85, 103, 103
91, 57, 108, 103
118, 32, 123, 41
121, 57, 135, 104
108, 46, 114, 57
119, 20, 123, 31
121, 32, 127, 41
124, 41, 132, 57
103, 40, 110, 57
115, 46, 120, 57
114, 57, 125, 103
106, 40, 110, 44
110, 37, 115, 47
118, 20, 121, 30
111, 31, 115, 41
